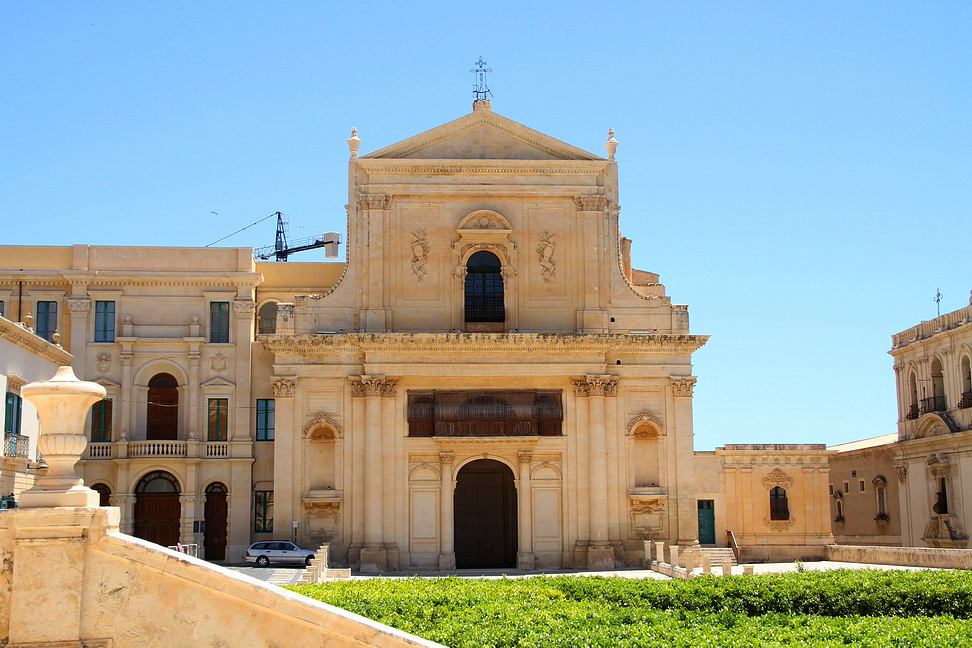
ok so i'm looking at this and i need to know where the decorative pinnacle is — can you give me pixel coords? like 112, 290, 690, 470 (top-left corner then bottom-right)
347, 127, 361, 158
471, 57, 492, 101
605, 128, 618, 159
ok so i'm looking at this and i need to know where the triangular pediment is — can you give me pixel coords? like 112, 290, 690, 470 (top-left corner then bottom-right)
361, 107, 604, 161
200, 376, 235, 389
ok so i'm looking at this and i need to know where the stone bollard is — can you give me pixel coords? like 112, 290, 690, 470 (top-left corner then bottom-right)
669, 545, 679, 569
683, 550, 695, 574
722, 559, 733, 576
19, 366, 106, 508
702, 553, 711, 574
743, 565, 754, 575
643, 540, 652, 567
654, 541, 665, 565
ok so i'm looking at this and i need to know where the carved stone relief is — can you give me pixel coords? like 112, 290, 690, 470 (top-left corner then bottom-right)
762, 468, 794, 490
536, 231, 556, 282
303, 412, 343, 440
670, 377, 697, 397
349, 375, 398, 398
572, 375, 619, 397
210, 352, 228, 374
96, 353, 112, 374
627, 411, 664, 438
271, 377, 297, 398
410, 229, 430, 282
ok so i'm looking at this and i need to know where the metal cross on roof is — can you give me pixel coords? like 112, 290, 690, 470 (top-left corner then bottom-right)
471, 57, 492, 100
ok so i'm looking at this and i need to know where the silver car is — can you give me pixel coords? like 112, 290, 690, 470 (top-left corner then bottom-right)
243, 541, 315, 567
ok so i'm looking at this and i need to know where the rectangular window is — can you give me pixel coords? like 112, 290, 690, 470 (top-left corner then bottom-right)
859, 479, 866, 493
4, 393, 22, 437
36, 301, 57, 341
208, 398, 228, 441
256, 399, 275, 441
91, 399, 112, 442
0, 301, 5, 318
94, 301, 115, 343
843, 481, 850, 494
254, 490, 273, 532
210, 302, 229, 343
829, 484, 834, 496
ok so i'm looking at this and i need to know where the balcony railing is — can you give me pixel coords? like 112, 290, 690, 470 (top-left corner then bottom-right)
905, 404, 920, 420
4, 434, 29, 459
961, 391, 972, 410
82, 439, 234, 460
920, 395, 947, 414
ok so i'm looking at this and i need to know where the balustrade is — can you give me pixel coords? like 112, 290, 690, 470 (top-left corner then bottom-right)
4, 434, 29, 459
82, 439, 235, 459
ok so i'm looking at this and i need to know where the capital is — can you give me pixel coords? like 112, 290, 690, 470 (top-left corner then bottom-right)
350, 375, 398, 398
67, 299, 91, 317
271, 376, 298, 398
233, 300, 256, 318
670, 376, 697, 398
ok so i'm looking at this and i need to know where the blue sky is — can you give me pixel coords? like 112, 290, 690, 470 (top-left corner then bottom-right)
2, 2, 969, 449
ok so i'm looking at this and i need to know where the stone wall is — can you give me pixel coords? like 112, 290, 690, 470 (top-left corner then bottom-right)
826, 543, 972, 569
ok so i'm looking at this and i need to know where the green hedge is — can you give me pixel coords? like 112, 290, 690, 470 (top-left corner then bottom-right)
289, 570, 972, 647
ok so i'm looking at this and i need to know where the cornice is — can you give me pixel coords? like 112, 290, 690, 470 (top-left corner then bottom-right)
1, 271, 263, 290
261, 332, 709, 355
355, 158, 606, 176
0, 317, 72, 365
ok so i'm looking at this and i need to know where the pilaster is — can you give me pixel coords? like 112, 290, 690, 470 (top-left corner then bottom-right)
516, 450, 535, 571
671, 376, 699, 547
439, 451, 456, 571
271, 376, 297, 538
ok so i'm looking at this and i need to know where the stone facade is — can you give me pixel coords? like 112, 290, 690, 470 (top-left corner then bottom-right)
0, 101, 836, 570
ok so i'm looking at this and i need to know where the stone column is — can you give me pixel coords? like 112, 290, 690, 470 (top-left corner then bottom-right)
576, 375, 618, 570
270, 376, 297, 540
671, 377, 700, 547
180, 493, 197, 545
113, 493, 136, 535
66, 298, 90, 374
119, 348, 133, 439
439, 451, 456, 571
351, 375, 397, 573
516, 451, 535, 571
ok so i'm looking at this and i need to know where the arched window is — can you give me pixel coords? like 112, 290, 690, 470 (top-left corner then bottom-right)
769, 486, 789, 521
147, 373, 179, 440
136, 471, 181, 493
933, 477, 949, 515
907, 372, 919, 419
960, 356, 972, 409
925, 358, 946, 413
835, 497, 844, 522
257, 302, 278, 335
464, 251, 504, 323
91, 483, 112, 507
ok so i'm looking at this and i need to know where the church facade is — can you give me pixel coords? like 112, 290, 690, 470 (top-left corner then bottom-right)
0, 100, 835, 571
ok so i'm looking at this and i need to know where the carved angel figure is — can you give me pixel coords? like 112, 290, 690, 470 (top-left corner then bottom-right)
536, 230, 556, 282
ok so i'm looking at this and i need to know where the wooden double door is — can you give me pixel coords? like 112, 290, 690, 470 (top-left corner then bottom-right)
454, 459, 517, 569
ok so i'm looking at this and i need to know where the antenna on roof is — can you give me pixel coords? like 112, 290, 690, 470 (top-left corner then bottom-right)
471, 57, 492, 101
935, 289, 942, 317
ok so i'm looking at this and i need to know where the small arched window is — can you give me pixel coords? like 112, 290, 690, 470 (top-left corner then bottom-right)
769, 486, 789, 521
91, 483, 112, 507
257, 302, 278, 335
835, 498, 844, 522
464, 251, 504, 323
907, 372, 919, 419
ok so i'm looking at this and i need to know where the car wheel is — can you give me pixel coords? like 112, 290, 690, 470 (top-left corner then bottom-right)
256, 555, 270, 568
305, 555, 313, 567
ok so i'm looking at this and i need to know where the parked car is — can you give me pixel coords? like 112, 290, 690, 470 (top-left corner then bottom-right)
243, 541, 315, 567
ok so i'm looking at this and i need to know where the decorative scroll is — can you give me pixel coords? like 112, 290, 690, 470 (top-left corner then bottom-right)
233, 300, 255, 318
762, 468, 794, 490
572, 375, 619, 397
574, 195, 607, 211
536, 231, 556, 282
670, 377, 697, 397
304, 412, 342, 440
349, 375, 398, 398
67, 299, 91, 316
763, 516, 797, 532
627, 411, 664, 438
358, 193, 389, 210
271, 377, 297, 398
96, 353, 112, 374
410, 229, 430, 281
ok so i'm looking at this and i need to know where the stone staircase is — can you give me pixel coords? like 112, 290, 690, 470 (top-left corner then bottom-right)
700, 547, 737, 566
295, 544, 351, 584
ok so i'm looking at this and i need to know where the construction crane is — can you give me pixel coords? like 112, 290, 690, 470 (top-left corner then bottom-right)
254, 212, 341, 261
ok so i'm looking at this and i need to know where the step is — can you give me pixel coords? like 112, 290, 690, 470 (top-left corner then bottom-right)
700, 547, 737, 566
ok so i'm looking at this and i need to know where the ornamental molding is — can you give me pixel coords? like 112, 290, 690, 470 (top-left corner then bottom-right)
67, 299, 91, 316
763, 516, 797, 532
670, 376, 697, 397
96, 353, 112, 374
574, 195, 608, 212
233, 300, 256, 318
349, 375, 398, 398
517, 451, 533, 465
762, 468, 794, 490
438, 451, 455, 464
304, 412, 342, 440
410, 229, 430, 282
0, 317, 72, 365
457, 210, 512, 231
536, 231, 556, 283
894, 464, 908, 483
356, 163, 604, 176
358, 192, 389, 210
572, 375, 619, 397
210, 352, 228, 374
628, 494, 667, 514
261, 332, 710, 356
270, 376, 297, 398
301, 491, 341, 516
294, 295, 307, 307
627, 411, 665, 438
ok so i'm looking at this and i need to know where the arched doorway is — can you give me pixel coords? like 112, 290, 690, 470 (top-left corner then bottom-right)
454, 459, 517, 568
147, 373, 179, 440
134, 471, 181, 547
204, 482, 228, 561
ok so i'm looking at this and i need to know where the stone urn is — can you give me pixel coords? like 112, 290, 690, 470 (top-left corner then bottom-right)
19, 365, 106, 508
